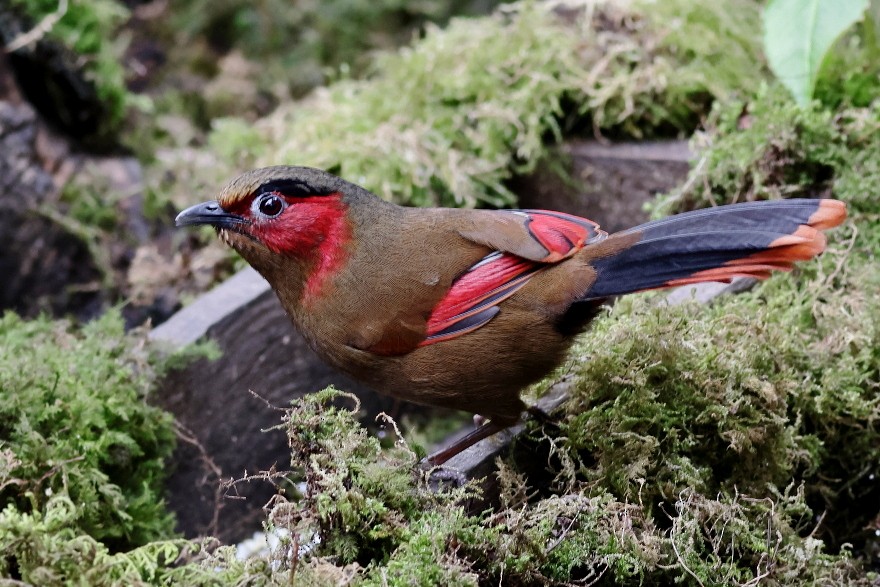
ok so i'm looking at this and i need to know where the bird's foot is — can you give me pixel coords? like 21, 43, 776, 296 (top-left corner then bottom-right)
423, 466, 469, 491
526, 405, 555, 425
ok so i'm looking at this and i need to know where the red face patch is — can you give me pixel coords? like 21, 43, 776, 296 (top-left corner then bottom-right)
235, 192, 352, 303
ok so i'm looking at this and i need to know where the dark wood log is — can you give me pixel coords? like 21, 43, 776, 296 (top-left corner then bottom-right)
0, 55, 106, 319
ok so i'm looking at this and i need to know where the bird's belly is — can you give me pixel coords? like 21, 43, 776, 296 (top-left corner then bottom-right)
329, 309, 573, 422
292, 272, 586, 422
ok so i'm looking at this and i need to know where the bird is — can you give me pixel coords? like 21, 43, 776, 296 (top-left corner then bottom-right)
176, 165, 847, 465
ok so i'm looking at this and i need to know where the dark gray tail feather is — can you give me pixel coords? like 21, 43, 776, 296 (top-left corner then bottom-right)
582, 199, 847, 300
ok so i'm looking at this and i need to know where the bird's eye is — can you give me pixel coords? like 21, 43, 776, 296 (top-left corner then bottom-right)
256, 194, 285, 218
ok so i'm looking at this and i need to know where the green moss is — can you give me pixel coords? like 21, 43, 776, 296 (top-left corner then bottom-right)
815, 18, 880, 109
358, 510, 481, 586
0, 499, 210, 586
209, 0, 763, 209
58, 176, 123, 233
171, 0, 510, 98
206, 117, 269, 169
0, 312, 177, 552
656, 488, 868, 585
9, 0, 136, 141
180, 385, 872, 585
650, 85, 880, 217
214, 388, 492, 584
562, 213, 878, 516
0, 312, 237, 584
175, 389, 664, 584
14, 374, 862, 584
543, 78, 880, 580
272, 388, 446, 566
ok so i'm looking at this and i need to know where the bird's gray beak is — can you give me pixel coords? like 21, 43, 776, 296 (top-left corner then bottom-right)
175, 200, 247, 230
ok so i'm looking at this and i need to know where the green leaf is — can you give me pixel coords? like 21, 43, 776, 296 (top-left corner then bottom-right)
763, 0, 869, 105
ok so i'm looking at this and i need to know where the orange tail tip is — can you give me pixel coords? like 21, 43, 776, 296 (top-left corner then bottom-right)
583, 198, 849, 299
808, 199, 848, 230
666, 201, 846, 286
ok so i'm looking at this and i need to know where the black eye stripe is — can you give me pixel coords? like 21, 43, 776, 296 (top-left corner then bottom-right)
257, 179, 332, 199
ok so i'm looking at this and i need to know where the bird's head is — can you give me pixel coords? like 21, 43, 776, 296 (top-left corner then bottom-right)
176, 166, 353, 256
176, 166, 357, 299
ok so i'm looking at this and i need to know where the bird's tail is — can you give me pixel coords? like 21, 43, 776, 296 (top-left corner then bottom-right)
581, 199, 847, 300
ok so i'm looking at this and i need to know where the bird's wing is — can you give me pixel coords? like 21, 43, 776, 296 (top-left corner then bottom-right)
457, 209, 608, 262
419, 209, 607, 345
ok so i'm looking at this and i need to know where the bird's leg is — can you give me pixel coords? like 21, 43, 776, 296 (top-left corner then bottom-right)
425, 418, 511, 466
425, 406, 560, 467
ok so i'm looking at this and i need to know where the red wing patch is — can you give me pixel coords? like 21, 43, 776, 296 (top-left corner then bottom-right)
420, 210, 606, 347
420, 252, 540, 345
518, 209, 607, 262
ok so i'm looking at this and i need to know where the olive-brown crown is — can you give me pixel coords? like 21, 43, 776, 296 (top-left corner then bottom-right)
217, 165, 354, 209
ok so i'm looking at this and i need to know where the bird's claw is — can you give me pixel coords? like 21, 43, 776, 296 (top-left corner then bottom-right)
421, 464, 469, 491
526, 405, 555, 425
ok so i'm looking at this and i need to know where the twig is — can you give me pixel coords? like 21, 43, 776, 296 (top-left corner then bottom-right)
676, 154, 709, 203
824, 223, 858, 286
808, 510, 828, 539
174, 421, 224, 536
375, 412, 416, 460
546, 512, 579, 552
4, 0, 69, 53
738, 496, 782, 587
670, 492, 706, 587
37, 455, 85, 487
247, 388, 287, 412
670, 522, 705, 587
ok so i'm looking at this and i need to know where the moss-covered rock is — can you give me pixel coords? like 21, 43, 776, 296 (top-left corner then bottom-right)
650, 85, 880, 217
562, 215, 878, 543
174, 385, 874, 585
170, 0, 511, 98
209, 0, 764, 209
4, 0, 136, 146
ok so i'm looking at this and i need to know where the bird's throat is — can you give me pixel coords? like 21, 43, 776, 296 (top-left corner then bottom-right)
252, 194, 353, 305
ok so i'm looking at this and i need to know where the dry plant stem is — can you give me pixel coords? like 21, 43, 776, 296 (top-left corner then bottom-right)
4, 0, 69, 53
376, 412, 417, 460
174, 421, 224, 537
